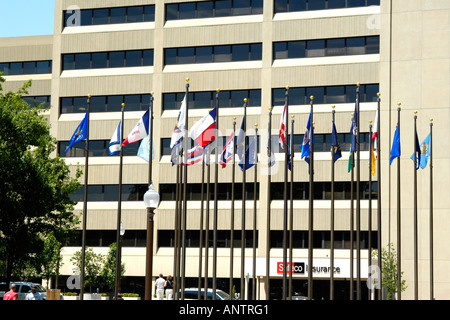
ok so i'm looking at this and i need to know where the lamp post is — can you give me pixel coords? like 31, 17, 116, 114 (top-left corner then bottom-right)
144, 184, 160, 300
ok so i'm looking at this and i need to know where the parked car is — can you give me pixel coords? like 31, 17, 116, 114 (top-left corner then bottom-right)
0, 282, 63, 300
183, 288, 231, 300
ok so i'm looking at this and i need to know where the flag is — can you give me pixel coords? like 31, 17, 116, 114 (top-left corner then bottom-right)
331, 121, 342, 163
189, 108, 217, 147
410, 128, 422, 170
171, 139, 182, 166
410, 133, 431, 169
236, 116, 246, 162
279, 103, 287, 149
108, 121, 121, 156
348, 143, 354, 173
170, 96, 187, 149
372, 109, 379, 159
219, 132, 234, 168
137, 135, 155, 162
301, 112, 312, 164
390, 124, 401, 165
371, 142, 376, 176
122, 108, 150, 146
351, 102, 358, 153
239, 134, 257, 171
65, 112, 88, 153
288, 127, 293, 171
183, 144, 204, 166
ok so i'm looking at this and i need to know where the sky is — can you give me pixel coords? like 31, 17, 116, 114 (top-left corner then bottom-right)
0, 0, 55, 38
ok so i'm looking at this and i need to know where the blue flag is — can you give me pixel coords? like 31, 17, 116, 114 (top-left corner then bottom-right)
108, 121, 121, 156
65, 112, 88, 153
301, 112, 312, 164
236, 116, 246, 162
410, 133, 430, 169
137, 135, 155, 162
351, 102, 358, 152
390, 124, 401, 165
331, 120, 342, 162
239, 134, 257, 171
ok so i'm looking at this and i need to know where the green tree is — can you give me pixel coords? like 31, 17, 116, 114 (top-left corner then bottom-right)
101, 243, 125, 293
70, 247, 104, 293
0, 76, 81, 286
39, 231, 63, 288
373, 243, 407, 300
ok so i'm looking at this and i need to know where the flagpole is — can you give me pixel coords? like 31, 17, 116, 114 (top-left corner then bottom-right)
368, 120, 373, 300
79, 94, 90, 301
350, 112, 354, 300
213, 89, 220, 299
204, 147, 211, 300
181, 78, 190, 299
396, 104, 402, 300
330, 106, 336, 300
174, 145, 181, 299
282, 87, 289, 300
266, 108, 272, 300
413, 111, 418, 300
288, 115, 294, 300
230, 117, 236, 299
241, 98, 248, 300
376, 93, 382, 301
307, 95, 314, 300
429, 118, 434, 300
356, 83, 361, 300
114, 102, 126, 300
252, 123, 258, 300
198, 147, 205, 299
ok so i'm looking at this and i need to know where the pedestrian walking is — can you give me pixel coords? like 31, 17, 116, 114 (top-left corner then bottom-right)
155, 274, 165, 300
165, 275, 174, 300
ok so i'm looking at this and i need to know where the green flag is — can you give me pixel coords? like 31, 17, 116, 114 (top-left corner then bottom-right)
348, 143, 354, 173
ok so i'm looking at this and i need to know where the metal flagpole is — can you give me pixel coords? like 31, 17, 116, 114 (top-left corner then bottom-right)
368, 120, 373, 300
266, 108, 272, 300
181, 78, 190, 299
350, 112, 354, 300
376, 93, 382, 300
252, 123, 258, 299
230, 117, 236, 299
174, 144, 181, 299
429, 118, 434, 300
413, 111, 418, 300
241, 98, 248, 300
330, 106, 336, 300
289, 115, 294, 300
198, 148, 205, 299
396, 104, 401, 300
204, 146, 211, 300
114, 102, 126, 300
356, 83, 361, 300
307, 95, 314, 300
79, 94, 91, 301
213, 89, 220, 299
282, 87, 289, 300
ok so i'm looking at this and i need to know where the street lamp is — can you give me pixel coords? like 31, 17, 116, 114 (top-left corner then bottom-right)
144, 183, 160, 300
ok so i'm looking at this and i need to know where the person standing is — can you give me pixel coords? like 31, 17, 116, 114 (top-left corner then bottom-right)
25, 285, 43, 300
155, 274, 165, 300
3, 284, 18, 300
165, 275, 174, 300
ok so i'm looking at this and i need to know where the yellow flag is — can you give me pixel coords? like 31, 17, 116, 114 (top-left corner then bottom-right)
371, 144, 376, 176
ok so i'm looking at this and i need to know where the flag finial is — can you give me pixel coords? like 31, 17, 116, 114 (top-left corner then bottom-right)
88, 94, 91, 98
255, 123, 258, 128
121, 103, 125, 107
310, 95, 314, 100
150, 91, 154, 96
369, 120, 372, 124
291, 115, 295, 119
414, 110, 418, 115
285, 86, 289, 90
377, 92, 381, 97
216, 88, 220, 92
356, 82, 360, 87
186, 77, 190, 82
430, 118, 433, 122
244, 98, 247, 103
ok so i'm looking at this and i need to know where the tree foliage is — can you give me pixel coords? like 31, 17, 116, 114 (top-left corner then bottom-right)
0, 76, 82, 284
70, 247, 104, 293
101, 243, 125, 292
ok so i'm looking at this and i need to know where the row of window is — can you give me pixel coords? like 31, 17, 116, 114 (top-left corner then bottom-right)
65, 229, 378, 250
166, 0, 263, 21
60, 94, 151, 114
0, 60, 52, 75
64, 5, 155, 27
62, 0, 380, 29
62, 50, 153, 71
165, 43, 262, 65
57, 84, 378, 114
70, 184, 148, 202
23, 96, 51, 108
273, 36, 379, 60
275, 0, 380, 13
59, 131, 372, 159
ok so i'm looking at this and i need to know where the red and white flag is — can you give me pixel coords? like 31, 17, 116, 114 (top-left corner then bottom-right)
278, 103, 286, 149
189, 108, 217, 147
